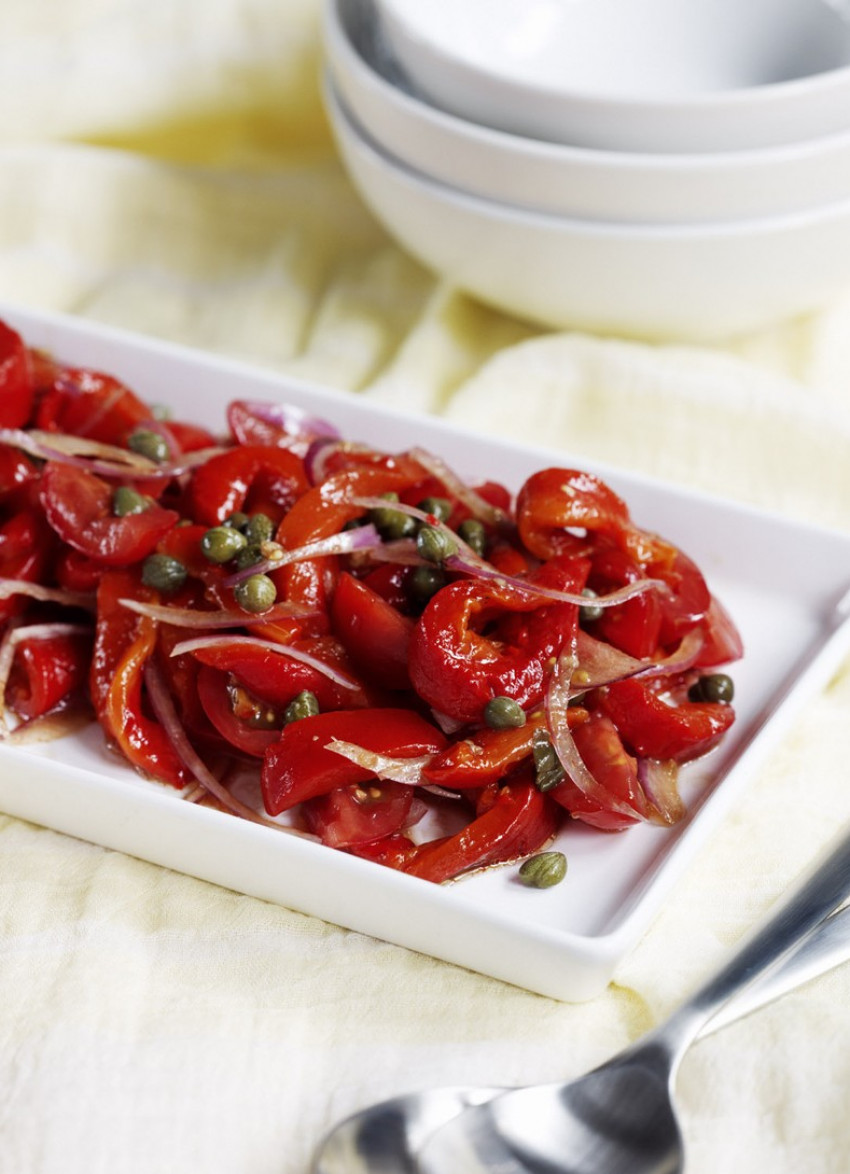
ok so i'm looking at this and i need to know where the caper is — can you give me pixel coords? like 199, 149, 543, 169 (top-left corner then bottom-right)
112, 485, 150, 517
417, 496, 452, 523
141, 553, 187, 594
234, 573, 277, 614
150, 403, 172, 421
532, 728, 565, 792
283, 690, 320, 724
235, 544, 264, 571
484, 696, 526, 730
689, 673, 735, 704
370, 493, 418, 541
518, 851, 567, 889
224, 511, 250, 532
127, 428, 171, 464
579, 588, 604, 625
457, 518, 487, 557
243, 512, 275, 545
408, 565, 446, 606
416, 523, 457, 564
201, 525, 248, 564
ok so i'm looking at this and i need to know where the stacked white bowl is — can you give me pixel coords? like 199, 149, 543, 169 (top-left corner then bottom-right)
321, 0, 850, 340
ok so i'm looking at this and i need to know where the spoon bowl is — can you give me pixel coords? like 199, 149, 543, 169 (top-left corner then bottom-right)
313, 859, 850, 1173
415, 824, 850, 1174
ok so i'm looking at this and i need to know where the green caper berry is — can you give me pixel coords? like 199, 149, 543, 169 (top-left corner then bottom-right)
518, 851, 567, 889
234, 573, 277, 614
579, 588, 604, 625
408, 565, 446, 606
201, 525, 248, 564
235, 544, 264, 571
484, 696, 526, 730
689, 673, 735, 704
457, 518, 487, 557
532, 729, 565, 792
243, 512, 275, 545
370, 494, 418, 541
224, 511, 250, 531
283, 690, 320, 724
416, 524, 457, 564
417, 496, 452, 523
127, 428, 171, 464
141, 553, 187, 594
112, 485, 150, 517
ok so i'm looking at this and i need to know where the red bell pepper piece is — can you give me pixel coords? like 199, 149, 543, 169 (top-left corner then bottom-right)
408, 558, 588, 724
34, 366, 151, 445
185, 443, 310, 526
0, 322, 34, 428
90, 570, 190, 788
6, 630, 92, 720
261, 707, 447, 815
403, 777, 561, 884
598, 677, 735, 762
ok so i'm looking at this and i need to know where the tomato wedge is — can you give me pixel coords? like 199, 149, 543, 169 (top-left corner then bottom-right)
40, 461, 178, 565
331, 571, 414, 691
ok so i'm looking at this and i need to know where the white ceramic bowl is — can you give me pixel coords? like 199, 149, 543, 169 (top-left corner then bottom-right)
325, 77, 850, 342
374, 0, 850, 152
325, 0, 850, 225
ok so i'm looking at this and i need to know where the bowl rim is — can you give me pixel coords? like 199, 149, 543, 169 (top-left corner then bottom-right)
327, 72, 850, 240
374, 0, 850, 112
327, 0, 850, 171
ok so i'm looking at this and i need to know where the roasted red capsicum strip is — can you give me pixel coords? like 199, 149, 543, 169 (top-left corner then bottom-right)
261, 707, 447, 815
403, 778, 562, 884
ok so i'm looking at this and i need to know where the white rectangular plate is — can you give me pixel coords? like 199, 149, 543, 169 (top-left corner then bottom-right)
2, 302, 850, 1001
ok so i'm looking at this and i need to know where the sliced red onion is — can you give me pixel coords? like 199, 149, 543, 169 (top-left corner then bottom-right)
325, 739, 435, 785
430, 709, 468, 737
638, 758, 686, 826
229, 400, 340, 444
544, 644, 647, 821
346, 498, 664, 609
407, 446, 513, 531
0, 427, 224, 480
447, 552, 667, 610
0, 428, 157, 472
169, 634, 360, 691
118, 598, 316, 628
0, 578, 94, 610
143, 658, 315, 837
304, 438, 377, 485
570, 627, 705, 697
222, 524, 383, 587
358, 537, 423, 567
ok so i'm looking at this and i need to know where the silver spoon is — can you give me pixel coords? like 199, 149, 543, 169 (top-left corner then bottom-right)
313, 844, 850, 1174
414, 824, 850, 1174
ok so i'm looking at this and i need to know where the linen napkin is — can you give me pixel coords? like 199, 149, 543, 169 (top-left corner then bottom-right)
2, 3, 850, 1173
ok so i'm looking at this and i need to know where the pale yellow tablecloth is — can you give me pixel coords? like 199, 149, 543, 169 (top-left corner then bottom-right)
2, 4, 850, 1172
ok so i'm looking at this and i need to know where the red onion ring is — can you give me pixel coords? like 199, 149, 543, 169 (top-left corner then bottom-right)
169, 634, 361, 691
143, 658, 315, 837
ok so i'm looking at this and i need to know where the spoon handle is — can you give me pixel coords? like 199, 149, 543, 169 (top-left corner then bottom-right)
701, 902, 850, 1036
663, 823, 850, 1058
